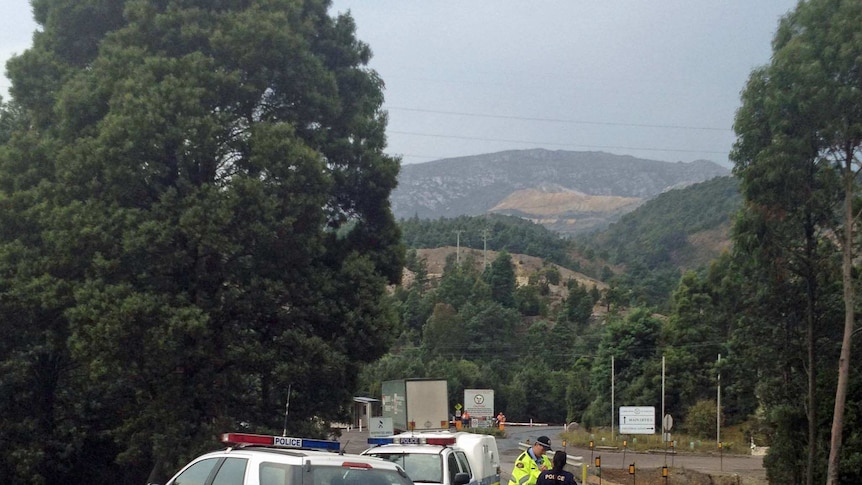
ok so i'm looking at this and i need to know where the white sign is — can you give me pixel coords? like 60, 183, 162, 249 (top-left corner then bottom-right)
619, 406, 656, 435
369, 417, 394, 438
463, 389, 494, 419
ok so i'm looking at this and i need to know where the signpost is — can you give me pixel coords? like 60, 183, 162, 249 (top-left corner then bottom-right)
662, 413, 673, 466
464, 389, 494, 426
663, 414, 673, 442
619, 406, 656, 435
369, 417, 394, 438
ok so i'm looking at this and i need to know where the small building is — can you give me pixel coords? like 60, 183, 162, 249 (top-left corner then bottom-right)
352, 397, 381, 428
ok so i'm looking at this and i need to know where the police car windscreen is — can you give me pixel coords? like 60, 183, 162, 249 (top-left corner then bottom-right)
259, 463, 412, 485
367, 453, 443, 483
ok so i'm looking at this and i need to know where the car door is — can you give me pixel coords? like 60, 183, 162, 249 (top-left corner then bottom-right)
453, 451, 473, 482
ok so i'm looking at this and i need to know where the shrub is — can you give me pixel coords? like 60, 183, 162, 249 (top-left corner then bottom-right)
684, 400, 721, 439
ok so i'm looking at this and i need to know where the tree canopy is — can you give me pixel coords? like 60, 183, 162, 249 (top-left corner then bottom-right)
0, 1, 402, 482
731, 0, 862, 482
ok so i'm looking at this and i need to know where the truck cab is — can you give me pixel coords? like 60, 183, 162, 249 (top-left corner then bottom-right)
362, 431, 500, 485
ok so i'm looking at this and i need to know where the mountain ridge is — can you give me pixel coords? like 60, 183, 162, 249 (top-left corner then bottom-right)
391, 148, 730, 234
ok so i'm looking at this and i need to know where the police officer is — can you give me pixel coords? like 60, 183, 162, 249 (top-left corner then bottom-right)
536, 451, 578, 485
509, 435, 553, 485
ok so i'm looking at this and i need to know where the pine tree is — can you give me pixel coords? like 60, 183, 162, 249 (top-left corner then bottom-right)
0, 1, 403, 481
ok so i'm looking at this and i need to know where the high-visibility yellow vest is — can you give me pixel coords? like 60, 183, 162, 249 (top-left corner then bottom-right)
508, 450, 552, 485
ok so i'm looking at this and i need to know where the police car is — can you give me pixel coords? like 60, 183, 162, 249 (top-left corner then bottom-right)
362, 431, 500, 485
149, 433, 414, 485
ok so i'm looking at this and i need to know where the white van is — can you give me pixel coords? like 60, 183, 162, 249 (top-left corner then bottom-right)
362, 431, 501, 485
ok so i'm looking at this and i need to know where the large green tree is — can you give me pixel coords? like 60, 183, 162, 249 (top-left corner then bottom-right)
484, 250, 516, 308
0, 1, 402, 482
582, 308, 663, 429
662, 271, 724, 420
731, 1, 862, 483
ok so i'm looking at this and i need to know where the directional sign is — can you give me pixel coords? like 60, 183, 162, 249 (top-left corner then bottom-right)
619, 406, 656, 435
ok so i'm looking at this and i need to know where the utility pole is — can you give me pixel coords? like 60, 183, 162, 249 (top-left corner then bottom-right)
717, 354, 721, 445
282, 384, 292, 437
481, 228, 490, 268
661, 355, 667, 444
454, 229, 465, 265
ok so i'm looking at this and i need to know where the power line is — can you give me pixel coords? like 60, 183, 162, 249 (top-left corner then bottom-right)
387, 106, 731, 132
387, 130, 729, 155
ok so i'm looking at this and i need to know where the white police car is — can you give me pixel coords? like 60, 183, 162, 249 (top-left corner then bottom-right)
362, 432, 500, 485
150, 433, 414, 485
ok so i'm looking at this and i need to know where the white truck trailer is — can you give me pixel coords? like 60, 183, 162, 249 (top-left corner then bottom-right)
381, 378, 449, 432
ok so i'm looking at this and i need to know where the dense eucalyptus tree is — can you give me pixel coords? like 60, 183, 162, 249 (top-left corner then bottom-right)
732, 1, 862, 483
0, 0, 402, 482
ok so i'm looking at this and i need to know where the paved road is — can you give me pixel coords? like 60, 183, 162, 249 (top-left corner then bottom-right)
337, 425, 766, 483
498, 426, 766, 483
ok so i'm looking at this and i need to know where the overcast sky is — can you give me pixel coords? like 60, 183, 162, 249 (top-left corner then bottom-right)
2, 1, 799, 167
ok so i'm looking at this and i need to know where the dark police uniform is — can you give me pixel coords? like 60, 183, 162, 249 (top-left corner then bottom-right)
536, 468, 577, 485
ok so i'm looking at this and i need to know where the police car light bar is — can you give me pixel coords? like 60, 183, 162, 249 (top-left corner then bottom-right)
222, 433, 340, 451
367, 437, 395, 445
366, 436, 456, 446
425, 437, 457, 446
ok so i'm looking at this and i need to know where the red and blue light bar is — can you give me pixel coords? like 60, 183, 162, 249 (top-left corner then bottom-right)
367, 436, 456, 446
222, 433, 340, 451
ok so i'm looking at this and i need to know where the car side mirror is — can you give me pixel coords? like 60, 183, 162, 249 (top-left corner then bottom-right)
454, 472, 470, 485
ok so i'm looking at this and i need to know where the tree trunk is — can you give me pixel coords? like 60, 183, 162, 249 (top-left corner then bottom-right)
826, 151, 856, 485
806, 220, 816, 485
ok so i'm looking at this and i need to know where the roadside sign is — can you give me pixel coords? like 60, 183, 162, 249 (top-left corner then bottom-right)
619, 406, 656, 435
369, 417, 394, 438
663, 414, 673, 431
464, 389, 494, 419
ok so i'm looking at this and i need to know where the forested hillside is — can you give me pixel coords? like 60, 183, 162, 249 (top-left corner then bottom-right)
583, 176, 739, 266
400, 214, 576, 269
576, 176, 740, 309
364, 178, 749, 448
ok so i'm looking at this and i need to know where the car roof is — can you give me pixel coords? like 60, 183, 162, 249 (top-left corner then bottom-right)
363, 444, 456, 455
195, 446, 405, 469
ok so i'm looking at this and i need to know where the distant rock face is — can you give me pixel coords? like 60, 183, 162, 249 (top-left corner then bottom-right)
390, 149, 730, 234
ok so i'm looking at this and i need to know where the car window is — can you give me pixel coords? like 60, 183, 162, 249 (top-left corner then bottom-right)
172, 457, 221, 485
454, 451, 471, 477
262, 462, 300, 485
212, 457, 247, 485
367, 452, 442, 483
447, 454, 460, 485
